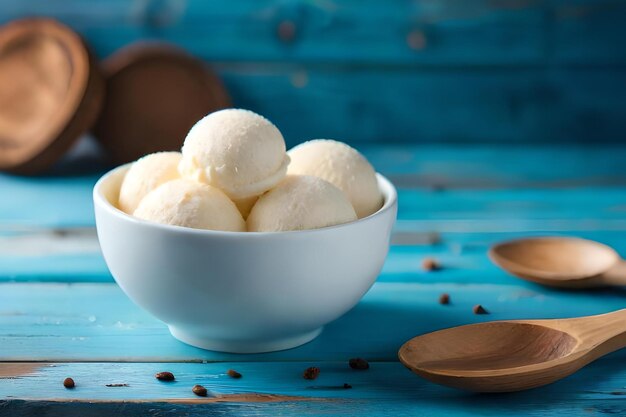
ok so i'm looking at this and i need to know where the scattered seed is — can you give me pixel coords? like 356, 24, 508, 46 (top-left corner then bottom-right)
303, 367, 320, 380
343, 383, 352, 389
105, 383, 129, 387
439, 293, 450, 305
192, 384, 208, 397
473, 304, 489, 315
63, 377, 75, 389
349, 358, 369, 370
227, 369, 242, 379
422, 258, 440, 271
155, 371, 175, 381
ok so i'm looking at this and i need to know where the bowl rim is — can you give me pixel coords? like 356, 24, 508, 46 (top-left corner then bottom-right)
93, 163, 398, 237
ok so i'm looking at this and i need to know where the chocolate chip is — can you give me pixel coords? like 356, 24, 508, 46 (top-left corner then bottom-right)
192, 384, 208, 397
303, 367, 320, 380
422, 257, 440, 271
227, 369, 242, 379
349, 358, 369, 370
155, 371, 175, 381
473, 304, 488, 315
63, 377, 75, 389
439, 293, 450, 305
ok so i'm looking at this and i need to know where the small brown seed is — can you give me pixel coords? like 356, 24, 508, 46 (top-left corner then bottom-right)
349, 358, 369, 370
63, 377, 75, 389
343, 383, 352, 389
439, 293, 450, 305
227, 369, 242, 379
422, 257, 440, 271
192, 384, 208, 397
473, 304, 488, 315
303, 367, 320, 380
155, 371, 175, 381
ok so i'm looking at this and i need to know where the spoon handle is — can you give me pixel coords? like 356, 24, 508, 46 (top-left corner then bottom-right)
563, 309, 626, 354
598, 260, 626, 286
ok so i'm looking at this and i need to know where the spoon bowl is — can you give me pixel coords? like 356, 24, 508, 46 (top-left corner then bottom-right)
489, 237, 625, 288
399, 309, 626, 392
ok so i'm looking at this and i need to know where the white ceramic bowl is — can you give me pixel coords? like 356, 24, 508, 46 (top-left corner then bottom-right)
93, 165, 397, 353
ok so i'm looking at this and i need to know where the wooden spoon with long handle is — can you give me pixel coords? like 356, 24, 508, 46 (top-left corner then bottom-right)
399, 309, 626, 392
489, 237, 626, 288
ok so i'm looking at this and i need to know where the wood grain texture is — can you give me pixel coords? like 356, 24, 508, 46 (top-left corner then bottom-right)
218, 67, 626, 145
1, 0, 624, 66
0, 0, 547, 64
2, 360, 626, 415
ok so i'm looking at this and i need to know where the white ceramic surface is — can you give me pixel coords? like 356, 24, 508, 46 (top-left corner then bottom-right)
93, 165, 398, 353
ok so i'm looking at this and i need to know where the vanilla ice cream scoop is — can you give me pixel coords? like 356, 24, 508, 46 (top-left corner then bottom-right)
134, 179, 245, 232
118, 152, 181, 214
287, 140, 383, 218
247, 175, 357, 232
179, 109, 290, 199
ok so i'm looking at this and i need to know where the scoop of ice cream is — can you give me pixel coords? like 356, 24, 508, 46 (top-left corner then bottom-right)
179, 109, 290, 199
287, 140, 383, 218
247, 175, 357, 232
134, 179, 245, 231
118, 152, 181, 214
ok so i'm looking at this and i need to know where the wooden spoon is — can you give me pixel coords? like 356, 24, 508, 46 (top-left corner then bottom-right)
399, 309, 626, 392
489, 237, 626, 288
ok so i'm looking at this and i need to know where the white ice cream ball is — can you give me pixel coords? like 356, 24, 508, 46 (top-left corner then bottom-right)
287, 139, 383, 218
118, 151, 182, 214
179, 109, 290, 199
133, 179, 245, 232
247, 175, 357, 232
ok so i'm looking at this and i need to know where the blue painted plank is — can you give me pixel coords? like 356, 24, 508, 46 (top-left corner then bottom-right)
2, 398, 623, 417
3, 144, 626, 227
0, 0, 546, 65
384, 230, 626, 284
1, 282, 626, 362
4, 0, 626, 68
2, 359, 626, 416
1, 3, 625, 143
0, 174, 99, 228
2, 143, 626, 282
3, 229, 626, 284
364, 144, 626, 187
219, 67, 626, 145
553, 0, 626, 65
3, 181, 625, 230
0, 197, 626, 282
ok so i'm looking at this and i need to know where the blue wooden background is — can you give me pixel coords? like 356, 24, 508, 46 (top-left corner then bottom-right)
2, 0, 626, 146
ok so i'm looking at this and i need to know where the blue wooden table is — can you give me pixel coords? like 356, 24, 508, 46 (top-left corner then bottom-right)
3, 0, 626, 414
1, 143, 626, 416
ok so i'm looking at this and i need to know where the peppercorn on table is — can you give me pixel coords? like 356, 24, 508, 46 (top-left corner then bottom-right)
2, 144, 626, 416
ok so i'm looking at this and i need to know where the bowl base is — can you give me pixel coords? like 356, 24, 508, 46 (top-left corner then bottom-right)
168, 326, 323, 354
